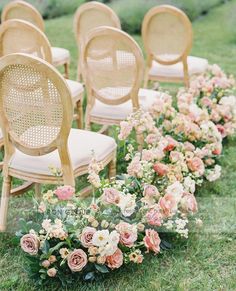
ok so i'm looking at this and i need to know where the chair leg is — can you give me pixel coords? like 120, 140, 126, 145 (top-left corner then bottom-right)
143, 68, 149, 88
0, 175, 12, 232
64, 62, 69, 79
108, 154, 116, 180
76, 100, 83, 129
35, 183, 41, 200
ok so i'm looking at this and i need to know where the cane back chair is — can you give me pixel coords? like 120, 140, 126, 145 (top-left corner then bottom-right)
0, 19, 84, 128
83, 26, 160, 130
1, 0, 71, 78
0, 53, 117, 231
74, 1, 121, 81
142, 5, 208, 88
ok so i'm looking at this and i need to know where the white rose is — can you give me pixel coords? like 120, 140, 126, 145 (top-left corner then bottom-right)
92, 230, 109, 247
119, 194, 136, 217
184, 176, 196, 194
166, 181, 184, 202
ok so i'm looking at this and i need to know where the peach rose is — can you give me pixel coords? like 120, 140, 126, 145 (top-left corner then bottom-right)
180, 193, 198, 213
184, 141, 195, 152
47, 267, 57, 277
153, 163, 169, 176
146, 208, 163, 226
159, 193, 178, 217
42, 260, 50, 268
67, 249, 87, 272
115, 222, 137, 248
143, 229, 161, 254
102, 188, 121, 205
106, 248, 123, 269
54, 185, 75, 200
164, 136, 177, 151
187, 157, 205, 175
20, 234, 40, 255
80, 227, 96, 248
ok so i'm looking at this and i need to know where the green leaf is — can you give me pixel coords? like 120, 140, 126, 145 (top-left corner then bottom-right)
84, 272, 95, 281
95, 264, 109, 273
49, 241, 66, 254
41, 240, 50, 254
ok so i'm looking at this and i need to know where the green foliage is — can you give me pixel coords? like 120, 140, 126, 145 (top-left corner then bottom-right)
110, 0, 226, 34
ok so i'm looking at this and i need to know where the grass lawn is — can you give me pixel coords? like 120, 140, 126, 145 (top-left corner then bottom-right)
1, 1, 236, 290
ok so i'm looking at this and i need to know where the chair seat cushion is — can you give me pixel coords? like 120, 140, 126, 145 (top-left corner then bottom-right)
149, 56, 208, 78
65, 79, 84, 104
51, 47, 70, 66
8, 129, 117, 176
91, 88, 159, 120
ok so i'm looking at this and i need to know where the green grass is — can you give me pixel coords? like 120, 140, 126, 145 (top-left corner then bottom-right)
1, 1, 236, 290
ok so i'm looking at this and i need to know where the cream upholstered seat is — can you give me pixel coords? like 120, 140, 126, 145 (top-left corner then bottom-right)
51, 47, 70, 67
1, 0, 70, 78
83, 27, 158, 129
0, 19, 84, 128
9, 129, 116, 176
150, 56, 208, 79
0, 54, 117, 231
142, 5, 208, 87
74, 1, 121, 81
91, 88, 159, 120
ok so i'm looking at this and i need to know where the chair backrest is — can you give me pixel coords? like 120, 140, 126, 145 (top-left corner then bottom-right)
0, 19, 52, 63
74, 1, 121, 47
83, 26, 144, 108
142, 5, 192, 65
0, 53, 74, 183
1, 0, 45, 32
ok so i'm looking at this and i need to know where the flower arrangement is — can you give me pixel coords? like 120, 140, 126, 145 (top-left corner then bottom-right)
17, 65, 236, 286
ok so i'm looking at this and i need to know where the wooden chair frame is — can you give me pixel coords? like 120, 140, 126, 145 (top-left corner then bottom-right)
83, 26, 144, 130
73, 1, 121, 82
0, 53, 116, 231
0, 19, 83, 128
142, 5, 193, 87
1, 0, 70, 78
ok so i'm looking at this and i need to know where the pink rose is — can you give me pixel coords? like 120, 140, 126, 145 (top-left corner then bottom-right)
212, 143, 222, 155
55, 185, 75, 200
42, 260, 50, 268
102, 188, 121, 205
170, 151, 182, 163
67, 249, 87, 272
153, 163, 169, 176
201, 97, 213, 107
180, 193, 198, 213
20, 234, 40, 255
184, 142, 195, 152
216, 124, 227, 138
159, 193, 178, 217
143, 229, 161, 254
106, 248, 123, 269
116, 222, 137, 248
145, 133, 158, 145
80, 227, 96, 248
143, 185, 159, 197
146, 208, 163, 226
187, 157, 205, 175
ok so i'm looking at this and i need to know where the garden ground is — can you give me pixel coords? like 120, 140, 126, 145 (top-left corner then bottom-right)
0, 1, 236, 290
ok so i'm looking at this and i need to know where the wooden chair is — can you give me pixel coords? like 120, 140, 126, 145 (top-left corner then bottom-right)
0, 53, 117, 231
74, 1, 121, 82
0, 19, 84, 129
1, 0, 70, 78
83, 26, 160, 131
142, 5, 208, 88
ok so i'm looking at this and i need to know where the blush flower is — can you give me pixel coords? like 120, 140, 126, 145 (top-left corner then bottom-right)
106, 248, 123, 269
115, 222, 137, 247
143, 229, 161, 254
187, 157, 205, 175
146, 207, 163, 226
101, 188, 121, 205
80, 227, 96, 248
67, 249, 87, 272
20, 234, 40, 255
54, 185, 75, 200
153, 162, 169, 176
180, 193, 198, 213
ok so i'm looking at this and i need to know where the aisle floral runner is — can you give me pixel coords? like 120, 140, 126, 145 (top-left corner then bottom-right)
18, 64, 236, 285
